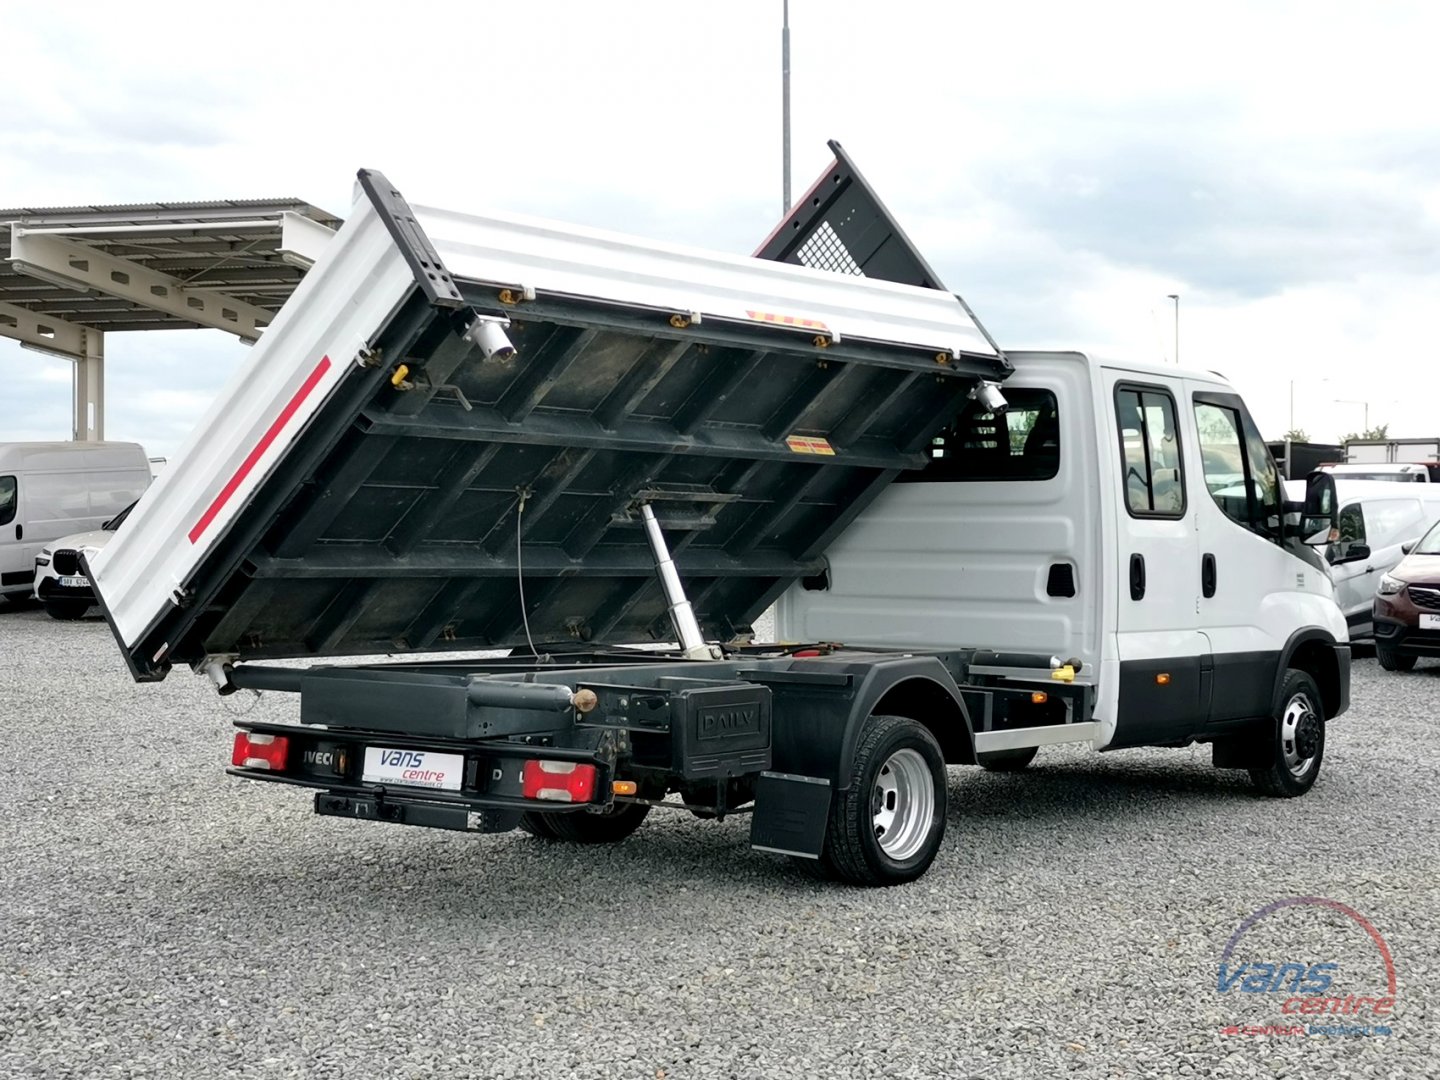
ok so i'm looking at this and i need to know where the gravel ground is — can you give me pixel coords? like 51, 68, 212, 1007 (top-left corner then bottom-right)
0, 604, 1433, 1079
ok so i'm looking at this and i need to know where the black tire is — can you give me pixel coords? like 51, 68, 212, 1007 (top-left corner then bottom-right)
520, 801, 651, 844
517, 812, 562, 839
818, 714, 947, 887
44, 599, 90, 621
1376, 645, 1417, 673
1249, 669, 1326, 798
976, 746, 1039, 772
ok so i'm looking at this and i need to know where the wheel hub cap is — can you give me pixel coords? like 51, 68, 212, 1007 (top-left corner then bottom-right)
870, 747, 935, 862
1279, 693, 1320, 778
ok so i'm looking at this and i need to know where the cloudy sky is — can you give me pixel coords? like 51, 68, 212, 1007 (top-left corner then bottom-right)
2, 0, 1438, 455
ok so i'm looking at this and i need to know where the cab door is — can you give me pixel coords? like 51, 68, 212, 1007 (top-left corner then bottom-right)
1107, 374, 1210, 747
1187, 386, 1303, 722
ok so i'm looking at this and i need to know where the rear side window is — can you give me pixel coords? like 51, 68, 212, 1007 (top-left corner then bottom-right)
910, 388, 1060, 481
1116, 386, 1185, 518
0, 476, 15, 527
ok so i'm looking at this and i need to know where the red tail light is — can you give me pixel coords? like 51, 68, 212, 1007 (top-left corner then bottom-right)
521, 760, 598, 802
232, 732, 289, 770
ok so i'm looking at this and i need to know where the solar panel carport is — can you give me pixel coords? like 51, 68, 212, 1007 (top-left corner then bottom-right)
0, 198, 341, 440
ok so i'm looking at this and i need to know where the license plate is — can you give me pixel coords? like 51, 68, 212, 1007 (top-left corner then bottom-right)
1421, 614, 1440, 630
58, 575, 89, 588
362, 747, 465, 791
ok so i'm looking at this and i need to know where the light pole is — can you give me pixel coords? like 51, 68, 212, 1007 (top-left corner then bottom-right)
1166, 294, 1179, 364
781, 0, 792, 213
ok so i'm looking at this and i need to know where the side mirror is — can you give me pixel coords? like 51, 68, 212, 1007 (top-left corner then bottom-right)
1300, 472, 1338, 547
1402, 540, 1417, 555
1344, 543, 1372, 563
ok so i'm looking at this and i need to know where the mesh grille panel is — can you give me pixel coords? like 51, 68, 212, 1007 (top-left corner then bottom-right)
795, 220, 864, 277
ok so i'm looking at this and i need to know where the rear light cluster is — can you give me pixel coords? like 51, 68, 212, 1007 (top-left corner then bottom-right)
521, 760, 597, 802
232, 732, 289, 770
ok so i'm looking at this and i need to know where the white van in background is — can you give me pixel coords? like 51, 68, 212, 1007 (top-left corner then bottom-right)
0, 442, 151, 605
1284, 477, 1440, 638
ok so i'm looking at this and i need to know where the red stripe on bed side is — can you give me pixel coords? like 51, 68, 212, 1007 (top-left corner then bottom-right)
187, 355, 332, 544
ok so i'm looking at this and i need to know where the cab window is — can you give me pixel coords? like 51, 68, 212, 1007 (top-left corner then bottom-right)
1194, 400, 1282, 539
910, 388, 1060, 481
0, 476, 15, 527
1116, 387, 1185, 517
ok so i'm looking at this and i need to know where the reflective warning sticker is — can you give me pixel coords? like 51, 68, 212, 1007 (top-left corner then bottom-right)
746, 310, 829, 332
786, 435, 836, 456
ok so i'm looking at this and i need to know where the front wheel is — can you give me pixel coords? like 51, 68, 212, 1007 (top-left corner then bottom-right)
818, 714, 947, 886
44, 599, 90, 620
1376, 645, 1416, 672
1249, 669, 1326, 797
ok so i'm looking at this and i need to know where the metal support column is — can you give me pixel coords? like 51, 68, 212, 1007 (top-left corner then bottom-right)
75, 328, 104, 441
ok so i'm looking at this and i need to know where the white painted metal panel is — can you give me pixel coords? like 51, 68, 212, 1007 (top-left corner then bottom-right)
414, 205, 996, 359
90, 195, 415, 652
776, 356, 1102, 668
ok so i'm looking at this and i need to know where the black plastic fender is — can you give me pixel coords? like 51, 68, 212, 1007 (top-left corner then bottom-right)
757, 655, 972, 790
1275, 628, 1349, 720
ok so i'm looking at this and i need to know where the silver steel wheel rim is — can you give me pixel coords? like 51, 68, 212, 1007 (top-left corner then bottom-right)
871, 748, 935, 861
1280, 693, 1317, 778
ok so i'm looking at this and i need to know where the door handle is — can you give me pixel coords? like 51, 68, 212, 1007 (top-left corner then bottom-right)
14, 524, 20, 541
1202, 553, 1217, 598
1129, 553, 1146, 601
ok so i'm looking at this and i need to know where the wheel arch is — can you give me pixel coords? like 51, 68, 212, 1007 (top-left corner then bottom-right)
1277, 629, 1348, 720
765, 656, 974, 789
870, 676, 976, 766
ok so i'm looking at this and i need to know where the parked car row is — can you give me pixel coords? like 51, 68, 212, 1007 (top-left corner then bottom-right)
1373, 525, 1440, 671
0, 441, 151, 619
1272, 477, 1440, 673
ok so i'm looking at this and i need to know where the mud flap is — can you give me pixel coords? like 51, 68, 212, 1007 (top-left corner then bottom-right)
749, 771, 832, 859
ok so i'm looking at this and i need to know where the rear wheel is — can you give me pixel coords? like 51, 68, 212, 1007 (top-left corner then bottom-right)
44, 599, 90, 621
1249, 669, 1326, 797
519, 801, 651, 844
977, 746, 1039, 772
818, 714, 947, 886
1376, 645, 1417, 672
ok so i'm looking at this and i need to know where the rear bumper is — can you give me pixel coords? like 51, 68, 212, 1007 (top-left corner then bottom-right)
228, 721, 618, 826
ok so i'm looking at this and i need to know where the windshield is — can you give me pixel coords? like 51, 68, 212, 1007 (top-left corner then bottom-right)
1414, 520, 1440, 555
103, 501, 138, 531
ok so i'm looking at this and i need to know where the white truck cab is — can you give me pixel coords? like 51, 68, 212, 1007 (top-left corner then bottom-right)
778, 351, 1348, 765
